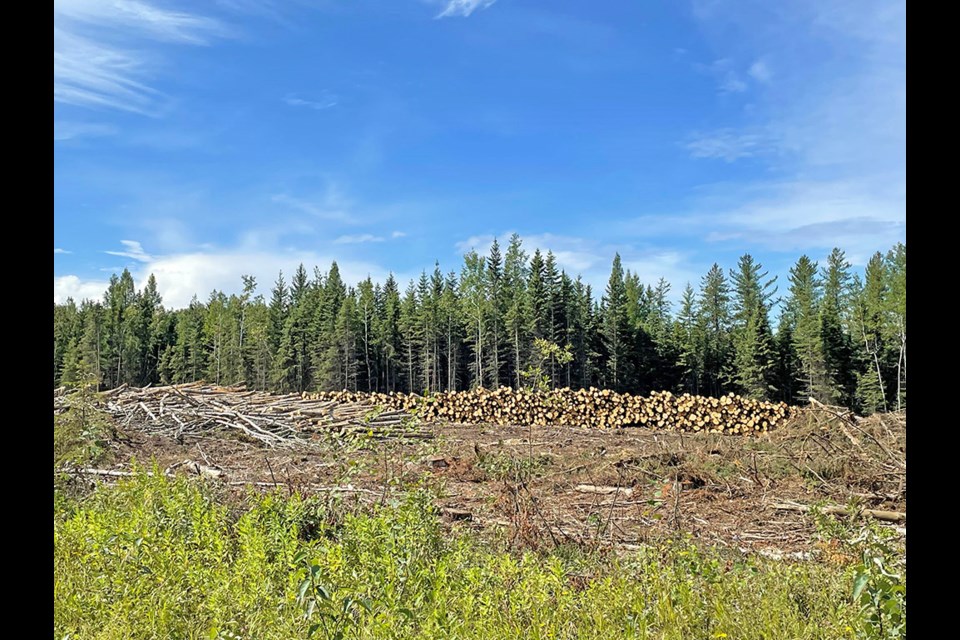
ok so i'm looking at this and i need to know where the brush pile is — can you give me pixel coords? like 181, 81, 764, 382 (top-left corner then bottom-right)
305, 387, 792, 434
95, 382, 429, 447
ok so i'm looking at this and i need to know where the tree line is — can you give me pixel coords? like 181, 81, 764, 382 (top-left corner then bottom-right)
53, 235, 906, 414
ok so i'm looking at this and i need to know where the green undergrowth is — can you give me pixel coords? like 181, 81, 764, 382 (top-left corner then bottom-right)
54, 469, 903, 640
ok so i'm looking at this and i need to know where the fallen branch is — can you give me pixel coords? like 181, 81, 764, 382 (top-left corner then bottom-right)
575, 484, 634, 497
772, 501, 905, 522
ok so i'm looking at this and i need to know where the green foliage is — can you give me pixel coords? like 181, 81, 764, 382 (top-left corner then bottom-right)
521, 338, 573, 392
54, 378, 113, 472
476, 450, 553, 482
814, 515, 906, 639
55, 472, 898, 639
53, 239, 906, 413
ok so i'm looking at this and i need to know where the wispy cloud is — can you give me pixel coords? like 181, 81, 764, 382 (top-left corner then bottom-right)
391, 231, 407, 238
624, 177, 904, 265
284, 93, 338, 110
54, 248, 71, 255
54, 121, 118, 141
683, 128, 777, 162
54, 0, 228, 114
748, 59, 772, 83
105, 239, 153, 262
696, 58, 747, 94
334, 234, 384, 244
435, 0, 496, 19
271, 190, 356, 224
675, 0, 905, 263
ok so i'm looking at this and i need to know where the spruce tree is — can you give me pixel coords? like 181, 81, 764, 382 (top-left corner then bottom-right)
787, 256, 828, 403
503, 234, 530, 388
729, 255, 777, 400
601, 253, 633, 392
820, 249, 856, 406
698, 264, 733, 397
851, 253, 889, 412
486, 239, 505, 388
460, 251, 487, 388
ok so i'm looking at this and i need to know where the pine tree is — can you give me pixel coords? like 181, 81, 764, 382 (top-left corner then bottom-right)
543, 251, 562, 387
820, 249, 856, 406
440, 271, 464, 390
54, 298, 80, 387
729, 255, 777, 400
601, 253, 633, 392
674, 283, 703, 394
787, 256, 828, 403
78, 301, 107, 387
333, 290, 360, 390
503, 234, 530, 388
357, 277, 377, 391
460, 252, 487, 388
399, 280, 420, 393
851, 253, 889, 413
885, 243, 906, 410
698, 264, 733, 397
378, 274, 402, 392
485, 239, 505, 388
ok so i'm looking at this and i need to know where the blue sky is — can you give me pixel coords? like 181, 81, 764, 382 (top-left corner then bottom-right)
54, 0, 905, 309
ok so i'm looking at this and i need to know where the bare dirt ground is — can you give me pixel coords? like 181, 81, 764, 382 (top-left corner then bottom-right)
81, 404, 905, 560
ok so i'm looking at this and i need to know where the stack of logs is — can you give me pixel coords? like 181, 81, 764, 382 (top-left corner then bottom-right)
304, 387, 791, 434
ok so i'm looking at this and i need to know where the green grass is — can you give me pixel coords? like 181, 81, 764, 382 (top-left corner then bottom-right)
54, 469, 904, 639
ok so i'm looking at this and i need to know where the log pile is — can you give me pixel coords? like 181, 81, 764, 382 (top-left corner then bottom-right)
304, 387, 792, 434
95, 382, 430, 447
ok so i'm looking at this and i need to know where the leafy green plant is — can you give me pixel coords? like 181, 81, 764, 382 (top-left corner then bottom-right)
55, 469, 898, 639
521, 338, 573, 392
849, 526, 906, 639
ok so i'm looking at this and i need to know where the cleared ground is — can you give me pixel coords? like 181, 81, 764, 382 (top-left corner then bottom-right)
71, 391, 906, 561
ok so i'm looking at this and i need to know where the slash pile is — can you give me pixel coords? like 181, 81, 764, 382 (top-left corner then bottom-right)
95, 382, 430, 447
305, 387, 792, 434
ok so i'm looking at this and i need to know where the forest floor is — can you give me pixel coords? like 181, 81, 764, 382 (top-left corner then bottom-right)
79, 402, 906, 560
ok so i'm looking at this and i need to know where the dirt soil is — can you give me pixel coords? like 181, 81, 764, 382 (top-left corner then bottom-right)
91, 407, 906, 559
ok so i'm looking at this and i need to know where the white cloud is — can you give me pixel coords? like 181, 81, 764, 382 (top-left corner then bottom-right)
272, 189, 357, 224
54, 121, 118, 141
748, 59, 772, 83
54, 275, 110, 303
435, 0, 496, 19
284, 93, 338, 110
55, 248, 395, 308
696, 58, 747, 95
684, 128, 776, 161
391, 231, 407, 238
625, 177, 904, 265
54, 0, 227, 114
676, 0, 904, 262
334, 234, 385, 244
54, 248, 71, 255
105, 239, 153, 262
719, 75, 746, 94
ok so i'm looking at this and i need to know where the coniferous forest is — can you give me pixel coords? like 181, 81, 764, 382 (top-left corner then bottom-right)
53, 235, 906, 414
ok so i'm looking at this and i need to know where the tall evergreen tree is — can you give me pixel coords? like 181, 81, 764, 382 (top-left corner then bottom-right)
820, 249, 856, 406
460, 252, 488, 388
698, 264, 733, 397
729, 255, 777, 400
851, 253, 889, 413
787, 256, 828, 403
485, 239, 505, 388
503, 234, 530, 388
601, 254, 633, 391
